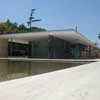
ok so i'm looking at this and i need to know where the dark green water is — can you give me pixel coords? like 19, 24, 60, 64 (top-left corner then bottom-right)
0, 60, 89, 82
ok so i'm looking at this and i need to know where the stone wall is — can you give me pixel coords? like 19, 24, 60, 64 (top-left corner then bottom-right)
0, 39, 8, 57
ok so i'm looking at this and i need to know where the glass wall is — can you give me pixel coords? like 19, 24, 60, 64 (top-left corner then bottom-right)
8, 36, 97, 59
28, 39, 48, 58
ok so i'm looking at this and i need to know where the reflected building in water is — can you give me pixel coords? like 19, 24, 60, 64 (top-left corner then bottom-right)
0, 60, 86, 81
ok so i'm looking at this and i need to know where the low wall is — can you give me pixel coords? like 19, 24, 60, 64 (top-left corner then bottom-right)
0, 39, 8, 57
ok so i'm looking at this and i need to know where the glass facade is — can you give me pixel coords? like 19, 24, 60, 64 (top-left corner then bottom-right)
8, 35, 98, 59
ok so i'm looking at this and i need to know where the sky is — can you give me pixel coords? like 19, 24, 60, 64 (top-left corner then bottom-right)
0, 0, 100, 44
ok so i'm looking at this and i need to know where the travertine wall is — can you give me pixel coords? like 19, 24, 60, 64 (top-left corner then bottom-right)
0, 39, 8, 57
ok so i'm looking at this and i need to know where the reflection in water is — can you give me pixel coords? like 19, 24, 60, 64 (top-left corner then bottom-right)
0, 60, 88, 82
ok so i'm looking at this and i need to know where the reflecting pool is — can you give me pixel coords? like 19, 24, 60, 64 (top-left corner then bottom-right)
0, 59, 90, 82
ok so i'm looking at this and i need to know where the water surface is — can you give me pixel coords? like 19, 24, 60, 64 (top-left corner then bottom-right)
0, 60, 89, 82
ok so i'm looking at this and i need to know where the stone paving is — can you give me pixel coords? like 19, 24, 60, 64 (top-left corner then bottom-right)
0, 60, 100, 100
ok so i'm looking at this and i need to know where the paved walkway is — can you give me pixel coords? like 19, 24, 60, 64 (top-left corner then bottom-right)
0, 61, 100, 100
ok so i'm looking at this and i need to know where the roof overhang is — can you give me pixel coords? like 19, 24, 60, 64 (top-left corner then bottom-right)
0, 29, 99, 48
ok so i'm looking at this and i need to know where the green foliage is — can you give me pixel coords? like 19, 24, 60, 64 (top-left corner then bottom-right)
0, 19, 46, 34
18, 24, 27, 33
31, 27, 46, 32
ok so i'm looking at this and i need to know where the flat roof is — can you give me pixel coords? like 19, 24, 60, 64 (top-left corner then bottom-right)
0, 29, 99, 48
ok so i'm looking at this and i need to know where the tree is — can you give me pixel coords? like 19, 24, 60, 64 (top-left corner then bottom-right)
0, 19, 19, 34
31, 27, 46, 32
6, 19, 18, 33
0, 19, 46, 34
18, 24, 27, 32
0, 23, 8, 34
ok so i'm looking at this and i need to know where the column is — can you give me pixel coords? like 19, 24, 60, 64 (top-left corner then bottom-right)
0, 39, 8, 57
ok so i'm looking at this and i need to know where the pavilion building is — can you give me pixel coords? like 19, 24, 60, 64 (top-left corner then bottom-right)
0, 29, 99, 59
